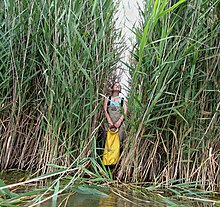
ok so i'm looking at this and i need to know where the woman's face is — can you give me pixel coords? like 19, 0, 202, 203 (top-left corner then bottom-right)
113, 83, 121, 92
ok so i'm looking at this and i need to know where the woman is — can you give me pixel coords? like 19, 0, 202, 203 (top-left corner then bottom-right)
104, 82, 127, 142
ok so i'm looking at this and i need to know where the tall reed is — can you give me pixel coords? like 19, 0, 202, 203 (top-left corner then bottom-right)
1, 0, 219, 192
0, 0, 121, 173
118, 0, 220, 190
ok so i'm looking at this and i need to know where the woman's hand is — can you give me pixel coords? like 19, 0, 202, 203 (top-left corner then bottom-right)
108, 121, 114, 128
114, 119, 122, 128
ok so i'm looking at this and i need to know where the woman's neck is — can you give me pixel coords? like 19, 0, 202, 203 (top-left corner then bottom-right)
112, 91, 120, 97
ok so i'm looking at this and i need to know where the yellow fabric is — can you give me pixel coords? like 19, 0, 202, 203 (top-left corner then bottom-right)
102, 128, 120, 165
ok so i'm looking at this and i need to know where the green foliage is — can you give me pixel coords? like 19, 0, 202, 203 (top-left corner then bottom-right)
0, 179, 17, 199
119, 0, 220, 190
72, 185, 108, 197
0, 158, 112, 206
0, 0, 219, 200
0, 0, 120, 171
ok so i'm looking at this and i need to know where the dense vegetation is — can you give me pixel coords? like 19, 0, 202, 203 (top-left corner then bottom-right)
0, 0, 120, 173
0, 0, 219, 197
119, 0, 220, 190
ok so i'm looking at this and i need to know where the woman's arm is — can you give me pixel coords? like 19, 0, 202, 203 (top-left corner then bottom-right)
104, 96, 114, 127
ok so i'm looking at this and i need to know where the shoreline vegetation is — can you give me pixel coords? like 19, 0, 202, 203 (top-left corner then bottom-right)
0, 0, 219, 206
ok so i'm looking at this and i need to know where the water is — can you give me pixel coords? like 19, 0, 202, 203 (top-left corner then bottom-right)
38, 188, 215, 207
0, 169, 27, 184
39, 192, 155, 207
0, 171, 217, 207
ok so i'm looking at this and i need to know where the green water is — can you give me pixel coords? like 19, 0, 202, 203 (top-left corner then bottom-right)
38, 190, 215, 207
0, 170, 28, 184
0, 171, 218, 207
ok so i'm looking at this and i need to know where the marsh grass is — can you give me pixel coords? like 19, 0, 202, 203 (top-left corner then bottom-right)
0, 0, 121, 172
0, 0, 220, 205
118, 0, 220, 191
0, 0, 124, 203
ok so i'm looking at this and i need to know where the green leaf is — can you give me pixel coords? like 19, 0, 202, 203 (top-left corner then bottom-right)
0, 179, 17, 198
72, 186, 108, 198
158, 0, 186, 18
52, 180, 60, 207
171, 108, 188, 125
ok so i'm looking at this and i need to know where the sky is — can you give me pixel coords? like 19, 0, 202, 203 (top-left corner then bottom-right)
115, 0, 144, 97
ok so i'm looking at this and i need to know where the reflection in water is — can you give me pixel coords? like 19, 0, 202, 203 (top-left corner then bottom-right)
39, 188, 216, 207
0, 171, 216, 207
40, 191, 166, 207
0, 170, 27, 185
98, 194, 117, 207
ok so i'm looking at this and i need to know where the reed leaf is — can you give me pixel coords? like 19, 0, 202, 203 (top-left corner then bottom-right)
0, 0, 121, 173
118, 0, 220, 191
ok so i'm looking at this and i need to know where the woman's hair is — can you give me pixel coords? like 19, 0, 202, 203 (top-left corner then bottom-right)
111, 82, 121, 92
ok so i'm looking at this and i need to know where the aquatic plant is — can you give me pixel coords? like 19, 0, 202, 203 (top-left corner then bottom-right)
0, 0, 219, 206
0, 0, 121, 172
118, 0, 220, 191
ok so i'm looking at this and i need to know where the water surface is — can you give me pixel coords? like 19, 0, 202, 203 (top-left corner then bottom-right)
0, 171, 217, 207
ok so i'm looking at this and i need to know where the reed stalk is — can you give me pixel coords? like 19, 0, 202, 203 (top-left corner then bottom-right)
0, 0, 121, 173
118, 0, 220, 190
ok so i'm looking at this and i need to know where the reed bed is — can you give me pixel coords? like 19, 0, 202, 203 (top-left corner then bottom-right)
1, 0, 220, 206
0, 0, 219, 201
0, 0, 121, 172
118, 0, 220, 190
